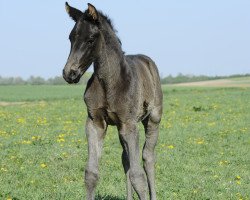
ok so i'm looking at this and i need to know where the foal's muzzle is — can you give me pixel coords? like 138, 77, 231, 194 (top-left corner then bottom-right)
63, 69, 82, 84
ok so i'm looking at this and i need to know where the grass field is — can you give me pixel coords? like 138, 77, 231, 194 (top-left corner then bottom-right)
0, 85, 249, 200
174, 76, 250, 87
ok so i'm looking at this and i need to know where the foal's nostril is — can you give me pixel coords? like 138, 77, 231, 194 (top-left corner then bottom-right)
62, 68, 80, 83
71, 70, 76, 76
69, 71, 73, 78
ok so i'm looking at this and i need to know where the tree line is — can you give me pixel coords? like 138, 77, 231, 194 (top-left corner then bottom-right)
0, 73, 249, 85
161, 73, 250, 84
0, 74, 92, 85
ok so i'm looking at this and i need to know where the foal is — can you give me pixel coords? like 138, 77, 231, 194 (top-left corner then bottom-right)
63, 2, 163, 200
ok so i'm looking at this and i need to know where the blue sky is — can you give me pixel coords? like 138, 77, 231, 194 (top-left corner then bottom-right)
0, 0, 249, 78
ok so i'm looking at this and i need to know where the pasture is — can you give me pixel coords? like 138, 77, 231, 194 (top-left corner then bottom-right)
0, 85, 249, 199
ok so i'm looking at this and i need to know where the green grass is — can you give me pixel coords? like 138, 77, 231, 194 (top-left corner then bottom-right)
228, 76, 250, 84
0, 85, 84, 102
0, 85, 249, 200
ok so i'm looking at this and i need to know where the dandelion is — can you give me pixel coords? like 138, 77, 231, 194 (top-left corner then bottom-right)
57, 138, 65, 143
58, 134, 65, 137
37, 117, 47, 125
212, 104, 218, 110
57, 134, 65, 143
0, 130, 7, 136
219, 160, 229, 166
32, 136, 41, 140
1, 167, 8, 172
40, 163, 47, 168
17, 117, 26, 124
21, 140, 32, 144
236, 180, 241, 185
235, 176, 242, 185
241, 128, 248, 133
62, 152, 68, 158
167, 145, 174, 149
236, 193, 244, 200
164, 122, 172, 129
196, 138, 205, 144
65, 120, 72, 124
10, 156, 16, 160
208, 122, 216, 127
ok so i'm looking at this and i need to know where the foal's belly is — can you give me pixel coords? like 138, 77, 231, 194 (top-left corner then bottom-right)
103, 104, 151, 125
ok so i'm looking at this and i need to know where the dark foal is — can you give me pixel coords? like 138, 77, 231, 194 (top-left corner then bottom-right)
63, 2, 163, 200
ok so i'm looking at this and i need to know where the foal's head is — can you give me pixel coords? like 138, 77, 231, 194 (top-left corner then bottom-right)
63, 2, 101, 84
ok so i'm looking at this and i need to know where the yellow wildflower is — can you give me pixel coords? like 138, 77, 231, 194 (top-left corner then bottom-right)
40, 163, 47, 168
57, 138, 65, 143
208, 122, 216, 127
57, 134, 66, 142
21, 140, 32, 144
62, 152, 68, 158
219, 160, 229, 165
197, 139, 205, 144
1, 167, 8, 172
32, 136, 41, 140
37, 117, 47, 125
17, 118, 26, 124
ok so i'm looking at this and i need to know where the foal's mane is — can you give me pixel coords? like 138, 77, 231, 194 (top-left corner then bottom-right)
88, 10, 123, 47
99, 12, 117, 33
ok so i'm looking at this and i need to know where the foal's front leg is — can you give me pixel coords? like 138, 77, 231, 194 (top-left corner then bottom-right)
85, 117, 107, 200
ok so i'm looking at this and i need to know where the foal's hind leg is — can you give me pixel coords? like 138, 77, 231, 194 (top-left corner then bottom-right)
85, 117, 107, 200
142, 107, 162, 200
119, 122, 148, 200
119, 135, 133, 200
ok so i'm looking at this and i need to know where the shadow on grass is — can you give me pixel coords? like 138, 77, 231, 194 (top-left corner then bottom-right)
95, 194, 124, 200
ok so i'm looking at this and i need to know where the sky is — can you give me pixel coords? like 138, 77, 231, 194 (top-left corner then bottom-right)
0, 0, 249, 79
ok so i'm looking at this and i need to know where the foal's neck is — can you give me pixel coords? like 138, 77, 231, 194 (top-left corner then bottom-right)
94, 31, 131, 93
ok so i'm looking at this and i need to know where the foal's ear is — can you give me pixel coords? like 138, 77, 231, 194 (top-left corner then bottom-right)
87, 3, 99, 21
65, 2, 83, 22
